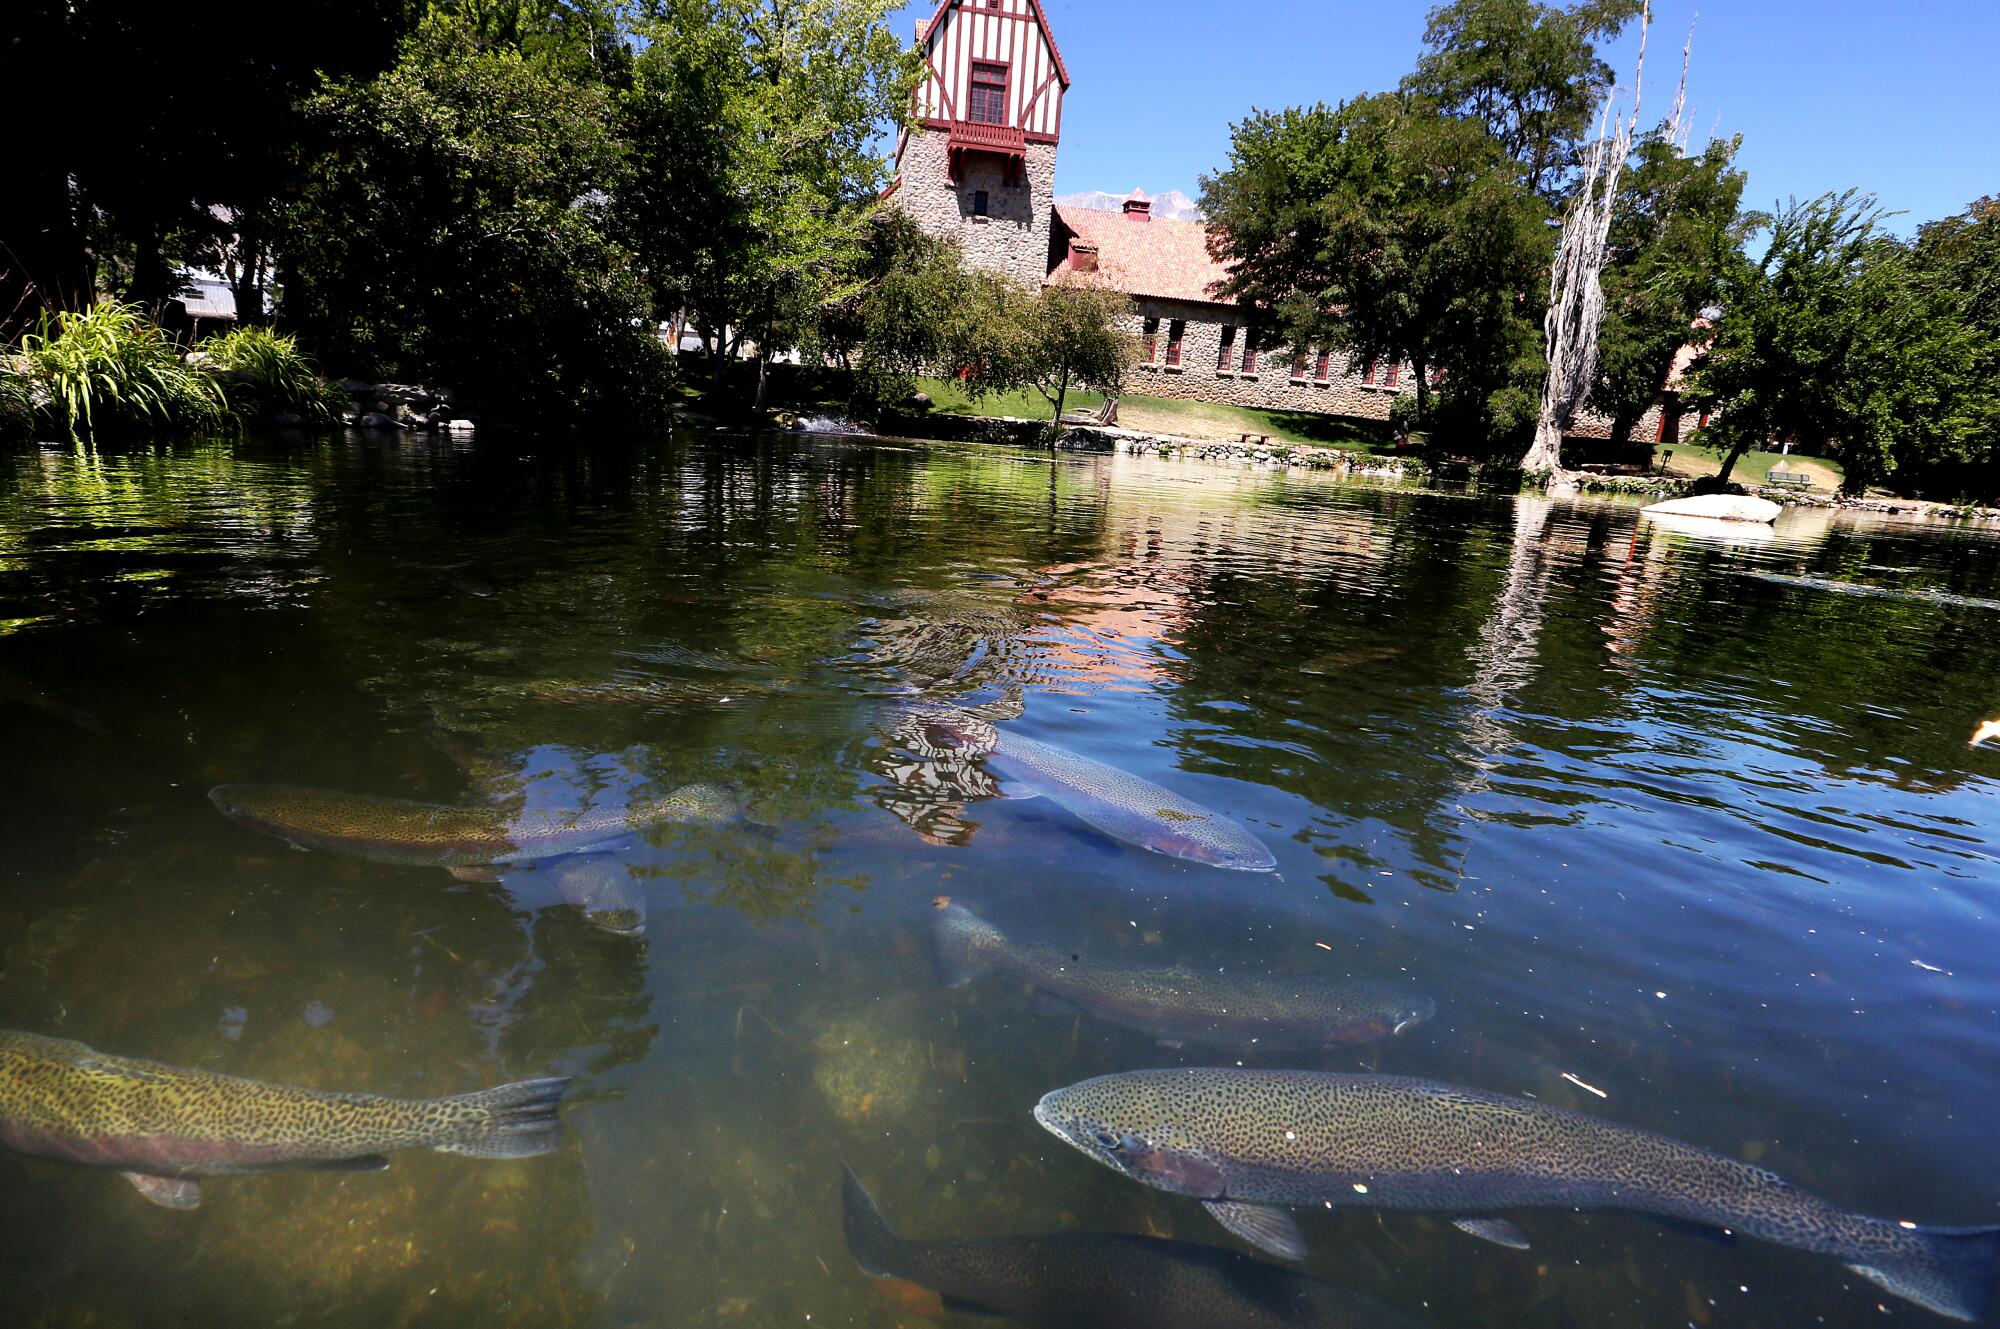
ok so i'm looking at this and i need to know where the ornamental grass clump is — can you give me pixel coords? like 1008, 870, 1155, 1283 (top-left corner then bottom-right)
202, 325, 346, 423
21, 301, 231, 439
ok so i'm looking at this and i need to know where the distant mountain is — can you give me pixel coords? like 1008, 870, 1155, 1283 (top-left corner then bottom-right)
1054, 188, 1202, 222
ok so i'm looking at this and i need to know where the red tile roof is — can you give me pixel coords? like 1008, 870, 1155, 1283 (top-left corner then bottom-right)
1048, 204, 1235, 306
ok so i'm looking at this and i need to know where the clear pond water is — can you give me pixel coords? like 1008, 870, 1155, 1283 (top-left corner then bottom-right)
2, 432, 1999, 1327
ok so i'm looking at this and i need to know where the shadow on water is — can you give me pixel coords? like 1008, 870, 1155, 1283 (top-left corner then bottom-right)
3, 432, 2000, 1325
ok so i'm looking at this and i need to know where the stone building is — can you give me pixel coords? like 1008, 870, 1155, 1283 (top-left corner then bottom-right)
888, 0, 1692, 445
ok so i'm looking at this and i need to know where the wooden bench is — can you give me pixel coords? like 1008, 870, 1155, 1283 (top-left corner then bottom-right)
1238, 432, 1270, 446
1060, 397, 1119, 427
1765, 469, 1812, 490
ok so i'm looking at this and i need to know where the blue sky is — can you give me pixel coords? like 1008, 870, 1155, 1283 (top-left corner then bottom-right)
889, 0, 2000, 233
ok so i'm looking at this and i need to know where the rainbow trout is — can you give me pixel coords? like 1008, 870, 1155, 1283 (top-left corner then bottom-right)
1034, 1069, 2000, 1321
933, 904, 1432, 1050
209, 781, 742, 870
904, 710, 1275, 871
0, 1029, 571, 1210
842, 1164, 1420, 1329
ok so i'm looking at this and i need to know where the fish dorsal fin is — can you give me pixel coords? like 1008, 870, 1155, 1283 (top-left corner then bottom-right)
122, 1172, 202, 1210
1204, 1200, 1307, 1261
1453, 1217, 1532, 1250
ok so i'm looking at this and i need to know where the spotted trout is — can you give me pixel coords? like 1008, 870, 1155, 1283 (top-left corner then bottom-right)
933, 903, 1432, 1050
0, 1029, 571, 1210
1033, 1068, 2000, 1321
841, 1164, 1420, 1329
209, 781, 742, 870
903, 710, 1276, 871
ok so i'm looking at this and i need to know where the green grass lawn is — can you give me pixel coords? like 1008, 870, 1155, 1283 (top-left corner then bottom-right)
1660, 441, 1844, 489
915, 378, 1394, 452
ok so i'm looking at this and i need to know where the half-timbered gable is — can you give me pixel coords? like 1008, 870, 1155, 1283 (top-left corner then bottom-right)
890, 0, 1069, 286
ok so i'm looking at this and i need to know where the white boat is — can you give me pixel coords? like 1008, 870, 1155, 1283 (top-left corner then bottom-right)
1641, 494, 1783, 524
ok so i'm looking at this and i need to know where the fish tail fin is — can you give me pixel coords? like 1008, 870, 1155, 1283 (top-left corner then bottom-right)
1846, 1222, 2000, 1321
930, 903, 1005, 988
840, 1163, 907, 1280
430, 1076, 574, 1159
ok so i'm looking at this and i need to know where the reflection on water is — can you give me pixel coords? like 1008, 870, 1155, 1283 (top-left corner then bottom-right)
4, 432, 2000, 1326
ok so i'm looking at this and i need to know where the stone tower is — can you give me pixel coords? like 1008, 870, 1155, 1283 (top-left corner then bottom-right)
888, 0, 1070, 288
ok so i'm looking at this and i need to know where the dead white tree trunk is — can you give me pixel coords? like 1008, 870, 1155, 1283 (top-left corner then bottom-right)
1522, 2, 1653, 487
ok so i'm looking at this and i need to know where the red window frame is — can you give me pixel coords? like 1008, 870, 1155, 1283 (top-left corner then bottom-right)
1314, 349, 1331, 381
1217, 325, 1237, 370
1140, 316, 1159, 365
1165, 320, 1185, 367
1383, 363, 1400, 388
1361, 359, 1377, 386
968, 61, 1009, 126
1240, 343, 1257, 374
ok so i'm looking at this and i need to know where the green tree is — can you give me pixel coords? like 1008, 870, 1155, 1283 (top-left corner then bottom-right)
814, 211, 981, 402
620, 0, 917, 408
961, 281, 1135, 431
1690, 191, 1995, 495
0, 0, 415, 332
1403, 0, 1645, 198
280, 16, 671, 424
1587, 135, 1755, 448
1200, 94, 1549, 442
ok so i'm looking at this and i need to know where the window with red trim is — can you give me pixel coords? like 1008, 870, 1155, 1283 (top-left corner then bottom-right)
1361, 359, 1377, 386
1217, 325, 1236, 370
1140, 317, 1158, 365
1290, 351, 1309, 380
968, 62, 1008, 126
1240, 343, 1257, 373
1383, 363, 1400, 388
1165, 320, 1185, 367
1314, 349, 1331, 381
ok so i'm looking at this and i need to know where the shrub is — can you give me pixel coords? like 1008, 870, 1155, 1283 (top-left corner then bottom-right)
21, 301, 231, 439
0, 364, 32, 445
202, 325, 345, 423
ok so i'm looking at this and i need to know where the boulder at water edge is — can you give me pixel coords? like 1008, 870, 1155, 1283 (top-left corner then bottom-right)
1641, 494, 1783, 524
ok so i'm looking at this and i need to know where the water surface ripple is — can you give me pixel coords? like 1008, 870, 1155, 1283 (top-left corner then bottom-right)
2, 434, 1998, 1327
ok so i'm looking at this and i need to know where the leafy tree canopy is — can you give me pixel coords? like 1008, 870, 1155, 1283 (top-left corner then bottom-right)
1403, 0, 1645, 198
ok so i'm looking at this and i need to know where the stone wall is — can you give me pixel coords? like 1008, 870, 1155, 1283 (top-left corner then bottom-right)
1120, 297, 1401, 420
893, 131, 1056, 288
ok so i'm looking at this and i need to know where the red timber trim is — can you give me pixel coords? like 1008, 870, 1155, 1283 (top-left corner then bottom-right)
919, 116, 1057, 146
916, 0, 1071, 92
920, 45, 958, 121
1314, 348, 1331, 380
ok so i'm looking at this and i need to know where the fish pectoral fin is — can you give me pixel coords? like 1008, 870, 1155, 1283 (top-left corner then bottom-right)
1029, 991, 1082, 1018
938, 1294, 1007, 1319
1452, 1217, 1532, 1250
122, 1172, 202, 1210
1654, 1216, 1736, 1246
305, 1154, 392, 1173
448, 865, 503, 882
992, 782, 1040, 801
1154, 1037, 1186, 1051
1204, 1200, 1307, 1261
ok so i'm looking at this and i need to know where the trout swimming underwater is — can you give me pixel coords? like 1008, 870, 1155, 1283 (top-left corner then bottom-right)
898, 708, 1276, 871
841, 1164, 1421, 1329
933, 903, 1432, 1050
0, 1029, 571, 1209
1033, 1068, 2000, 1321
209, 781, 742, 871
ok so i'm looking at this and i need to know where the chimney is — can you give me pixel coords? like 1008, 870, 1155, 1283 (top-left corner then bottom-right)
1068, 240, 1099, 273
1122, 189, 1152, 223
